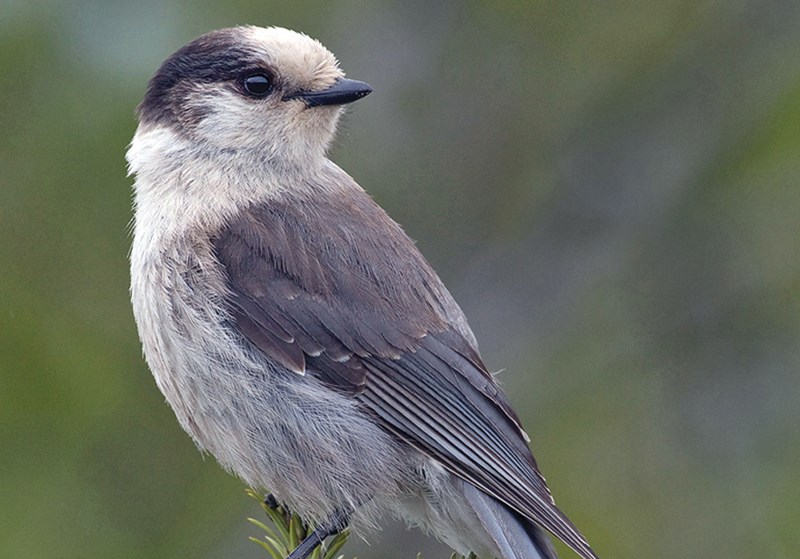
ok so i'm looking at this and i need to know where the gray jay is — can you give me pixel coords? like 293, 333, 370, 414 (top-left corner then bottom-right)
128, 26, 598, 559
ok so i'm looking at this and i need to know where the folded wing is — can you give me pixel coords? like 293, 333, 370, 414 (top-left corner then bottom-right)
212, 186, 597, 559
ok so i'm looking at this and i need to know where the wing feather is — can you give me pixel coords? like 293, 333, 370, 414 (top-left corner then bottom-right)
211, 184, 598, 559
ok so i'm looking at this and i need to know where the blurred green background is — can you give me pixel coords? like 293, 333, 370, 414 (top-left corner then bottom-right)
2, 1, 799, 558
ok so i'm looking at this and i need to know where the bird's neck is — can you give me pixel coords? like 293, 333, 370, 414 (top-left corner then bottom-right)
127, 123, 331, 245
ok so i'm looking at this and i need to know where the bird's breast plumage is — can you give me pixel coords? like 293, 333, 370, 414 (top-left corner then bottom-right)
129, 164, 423, 525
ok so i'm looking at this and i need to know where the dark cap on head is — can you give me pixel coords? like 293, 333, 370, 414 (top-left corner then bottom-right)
137, 27, 371, 132
138, 29, 263, 127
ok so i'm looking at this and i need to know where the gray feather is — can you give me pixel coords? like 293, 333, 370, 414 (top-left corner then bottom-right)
128, 25, 599, 559
463, 483, 557, 559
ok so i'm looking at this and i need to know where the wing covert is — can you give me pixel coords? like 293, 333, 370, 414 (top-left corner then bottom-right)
212, 191, 597, 559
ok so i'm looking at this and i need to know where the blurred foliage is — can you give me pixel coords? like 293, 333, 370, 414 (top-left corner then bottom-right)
2, 1, 799, 558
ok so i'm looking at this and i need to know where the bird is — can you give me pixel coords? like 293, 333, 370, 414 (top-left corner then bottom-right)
127, 25, 599, 559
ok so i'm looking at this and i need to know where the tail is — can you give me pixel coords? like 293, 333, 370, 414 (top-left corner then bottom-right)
463, 483, 558, 559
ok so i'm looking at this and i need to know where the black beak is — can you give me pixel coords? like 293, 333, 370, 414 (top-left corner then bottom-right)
288, 78, 373, 107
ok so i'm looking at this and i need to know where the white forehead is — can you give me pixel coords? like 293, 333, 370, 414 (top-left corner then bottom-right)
240, 26, 343, 87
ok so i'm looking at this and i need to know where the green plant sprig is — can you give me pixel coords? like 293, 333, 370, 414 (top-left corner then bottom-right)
246, 489, 474, 559
246, 489, 352, 559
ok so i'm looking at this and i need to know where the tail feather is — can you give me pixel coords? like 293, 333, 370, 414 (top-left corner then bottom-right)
463, 483, 557, 559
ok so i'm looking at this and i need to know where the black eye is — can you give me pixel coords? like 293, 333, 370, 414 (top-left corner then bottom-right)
242, 74, 272, 97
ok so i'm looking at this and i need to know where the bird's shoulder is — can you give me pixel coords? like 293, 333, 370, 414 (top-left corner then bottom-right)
210, 164, 463, 376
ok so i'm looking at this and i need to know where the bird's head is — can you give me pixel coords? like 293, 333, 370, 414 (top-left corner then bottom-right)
135, 26, 372, 164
